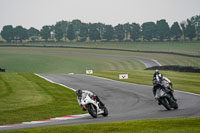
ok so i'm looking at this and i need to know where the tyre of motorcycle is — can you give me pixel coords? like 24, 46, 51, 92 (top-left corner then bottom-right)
86, 104, 98, 118
159, 97, 171, 110
170, 100, 178, 109
102, 106, 108, 117
167, 94, 178, 110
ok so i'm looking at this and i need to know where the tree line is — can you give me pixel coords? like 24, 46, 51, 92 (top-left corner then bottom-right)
1, 15, 200, 43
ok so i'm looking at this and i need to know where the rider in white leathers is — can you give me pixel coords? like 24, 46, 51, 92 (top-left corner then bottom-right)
76, 89, 104, 111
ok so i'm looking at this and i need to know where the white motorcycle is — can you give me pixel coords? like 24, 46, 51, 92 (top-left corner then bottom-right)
81, 93, 108, 118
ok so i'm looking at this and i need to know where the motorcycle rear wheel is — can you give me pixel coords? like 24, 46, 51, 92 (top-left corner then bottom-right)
102, 106, 108, 117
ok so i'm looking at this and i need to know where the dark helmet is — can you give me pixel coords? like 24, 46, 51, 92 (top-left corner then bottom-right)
76, 89, 82, 97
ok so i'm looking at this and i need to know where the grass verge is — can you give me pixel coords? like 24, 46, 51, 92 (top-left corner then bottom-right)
0, 73, 83, 125
2, 117, 200, 133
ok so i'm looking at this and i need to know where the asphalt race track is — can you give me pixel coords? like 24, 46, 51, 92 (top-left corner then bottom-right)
1, 74, 200, 131
59, 51, 161, 68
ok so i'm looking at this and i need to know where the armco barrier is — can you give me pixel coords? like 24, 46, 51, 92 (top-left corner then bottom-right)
0, 68, 5, 72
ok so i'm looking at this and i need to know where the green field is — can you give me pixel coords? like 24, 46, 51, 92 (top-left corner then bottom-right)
0, 47, 146, 73
0, 73, 83, 125
0, 46, 200, 74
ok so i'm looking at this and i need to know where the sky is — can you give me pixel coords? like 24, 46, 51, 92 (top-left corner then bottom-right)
0, 0, 200, 31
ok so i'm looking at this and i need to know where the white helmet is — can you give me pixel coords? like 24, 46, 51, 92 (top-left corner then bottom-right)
155, 69, 159, 73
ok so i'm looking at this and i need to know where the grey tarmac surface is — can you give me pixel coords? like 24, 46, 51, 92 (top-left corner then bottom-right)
1, 74, 200, 131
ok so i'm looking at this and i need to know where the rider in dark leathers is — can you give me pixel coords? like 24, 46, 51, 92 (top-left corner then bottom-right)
152, 69, 177, 101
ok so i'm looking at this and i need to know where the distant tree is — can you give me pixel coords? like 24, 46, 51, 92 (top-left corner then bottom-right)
40, 25, 51, 41
13, 26, 28, 42
142, 22, 156, 41
55, 22, 64, 41
88, 23, 101, 41
28, 27, 40, 41
98, 23, 105, 39
130, 23, 141, 41
190, 15, 200, 40
123, 23, 131, 40
79, 23, 88, 42
55, 21, 70, 41
1, 25, 14, 42
114, 24, 125, 41
180, 22, 186, 41
197, 24, 200, 40
67, 24, 75, 41
185, 19, 196, 41
49, 25, 55, 40
103, 25, 114, 41
72, 19, 82, 41
156, 19, 170, 41
170, 22, 182, 41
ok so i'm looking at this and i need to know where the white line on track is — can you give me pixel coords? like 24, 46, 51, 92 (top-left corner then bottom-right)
34, 73, 76, 91
36, 72, 200, 98
151, 59, 162, 66
36, 73, 200, 97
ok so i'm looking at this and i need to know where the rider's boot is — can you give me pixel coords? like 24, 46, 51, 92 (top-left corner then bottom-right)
171, 95, 177, 101
98, 101, 105, 109
169, 91, 177, 101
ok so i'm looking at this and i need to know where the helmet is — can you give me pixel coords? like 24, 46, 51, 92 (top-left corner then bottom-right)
76, 89, 82, 98
155, 69, 159, 75
155, 69, 159, 73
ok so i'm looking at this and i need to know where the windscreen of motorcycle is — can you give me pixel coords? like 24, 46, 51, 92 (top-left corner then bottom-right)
82, 93, 87, 100
162, 81, 169, 88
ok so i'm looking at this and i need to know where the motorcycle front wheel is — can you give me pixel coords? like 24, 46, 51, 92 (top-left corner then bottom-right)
87, 104, 97, 118
171, 100, 178, 109
159, 98, 171, 110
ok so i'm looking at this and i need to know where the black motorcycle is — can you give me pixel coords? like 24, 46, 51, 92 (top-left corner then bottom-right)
153, 79, 178, 110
